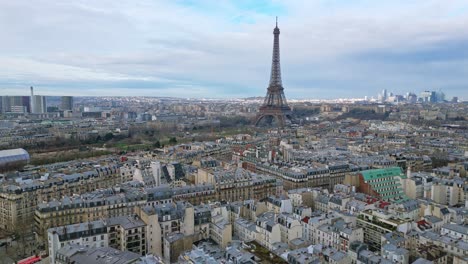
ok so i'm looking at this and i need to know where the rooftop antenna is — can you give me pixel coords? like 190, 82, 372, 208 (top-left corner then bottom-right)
276, 16, 278, 27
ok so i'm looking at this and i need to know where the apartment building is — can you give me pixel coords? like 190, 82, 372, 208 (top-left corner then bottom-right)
195, 167, 282, 202
276, 213, 302, 244
228, 199, 268, 224
35, 184, 147, 245
381, 244, 409, 264
163, 232, 194, 264
209, 213, 232, 248
419, 231, 468, 260
107, 216, 147, 255
357, 209, 411, 251
48, 215, 147, 264
171, 184, 217, 205
234, 217, 257, 242
240, 156, 354, 191
53, 244, 155, 264
135, 201, 194, 259
303, 212, 340, 243
316, 219, 363, 251
431, 178, 466, 206
265, 195, 293, 214
355, 167, 409, 203
287, 187, 315, 207
440, 224, 468, 241
255, 212, 281, 250
48, 220, 108, 264
0, 165, 129, 232
193, 204, 211, 241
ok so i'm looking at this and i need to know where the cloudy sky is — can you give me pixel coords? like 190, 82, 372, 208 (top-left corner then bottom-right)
0, 0, 467, 99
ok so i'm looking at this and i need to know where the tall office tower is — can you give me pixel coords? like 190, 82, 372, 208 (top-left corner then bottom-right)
30, 86, 34, 113
255, 17, 292, 127
3, 96, 31, 113
60, 96, 74, 111
382, 89, 388, 102
407, 93, 417, 104
1, 96, 10, 113
32, 95, 47, 113
435, 90, 445, 103
21, 96, 31, 113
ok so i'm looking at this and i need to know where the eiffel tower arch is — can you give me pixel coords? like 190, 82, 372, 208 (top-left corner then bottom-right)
254, 17, 292, 127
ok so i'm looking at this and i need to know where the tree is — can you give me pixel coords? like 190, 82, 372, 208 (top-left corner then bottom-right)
169, 137, 177, 144
103, 133, 114, 141
12, 220, 31, 258
153, 140, 161, 148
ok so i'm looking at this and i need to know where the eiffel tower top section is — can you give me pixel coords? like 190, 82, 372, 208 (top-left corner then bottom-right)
269, 16, 282, 88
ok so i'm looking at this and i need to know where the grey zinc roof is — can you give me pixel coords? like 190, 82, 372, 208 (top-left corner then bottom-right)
442, 224, 468, 236
165, 232, 185, 243
56, 244, 141, 264
106, 215, 145, 229
330, 251, 347, 261
400, 199, 420, 211
235, 218, 257, 232
425, 215, 442, 224
457, 241, 468, 250
48, 220, 106, 236
290, 238, 306, 246
412, 258, 434, 264
383, 232, 405, 245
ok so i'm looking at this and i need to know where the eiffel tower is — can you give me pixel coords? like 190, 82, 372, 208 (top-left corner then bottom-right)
254, 17, 292, 127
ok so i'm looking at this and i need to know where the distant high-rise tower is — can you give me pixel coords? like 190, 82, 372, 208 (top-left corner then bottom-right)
60, 96, 74, 111
32, 95, 47, 113
0, 96, 30, 113
254, 17, 291, 127
30, 86, 34, 113
382, 89, 388, 102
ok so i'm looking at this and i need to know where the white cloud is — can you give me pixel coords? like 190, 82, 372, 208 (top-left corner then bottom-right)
0, 57, 166, 82
0, 0, 467, 98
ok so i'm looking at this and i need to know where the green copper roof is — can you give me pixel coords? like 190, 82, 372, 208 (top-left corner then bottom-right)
360, 167, 405, 181
369, 180, 400, 186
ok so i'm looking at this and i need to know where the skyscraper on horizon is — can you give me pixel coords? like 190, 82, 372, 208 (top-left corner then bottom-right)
382, 89, 388, 102
30, 86, 34, 113
254, 18, 292, 127
0, 96, 31, 113
60, 96, 74, 111
30, 86, 47, 114
32, 95, 47, 113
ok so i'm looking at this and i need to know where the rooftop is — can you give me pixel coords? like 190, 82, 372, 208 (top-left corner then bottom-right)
56, 244, 141, 264
360, 167, 405, 181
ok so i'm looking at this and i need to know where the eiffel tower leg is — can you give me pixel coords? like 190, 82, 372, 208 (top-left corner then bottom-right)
255, 114, 278, 126
254, 114, 263, 126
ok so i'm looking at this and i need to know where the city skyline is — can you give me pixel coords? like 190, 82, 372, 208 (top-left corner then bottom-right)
1, 1, 468, 99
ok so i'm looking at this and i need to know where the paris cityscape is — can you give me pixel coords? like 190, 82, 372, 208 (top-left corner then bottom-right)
0, 1, 467, 264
